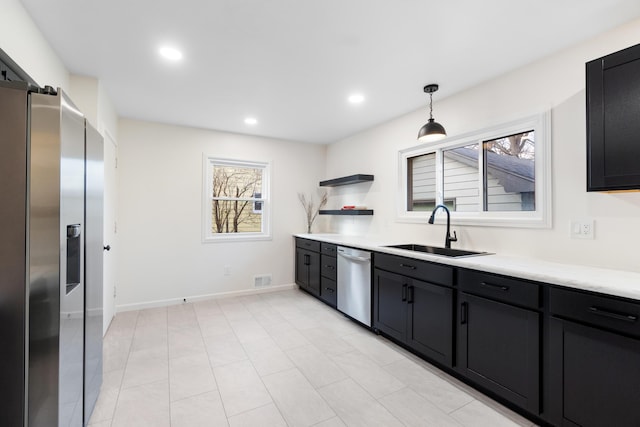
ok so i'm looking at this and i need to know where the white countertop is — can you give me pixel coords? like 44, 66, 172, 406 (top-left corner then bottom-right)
294, 233, 640, 302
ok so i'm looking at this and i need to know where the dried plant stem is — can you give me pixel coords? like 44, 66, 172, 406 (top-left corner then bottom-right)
298, 192, 328, 233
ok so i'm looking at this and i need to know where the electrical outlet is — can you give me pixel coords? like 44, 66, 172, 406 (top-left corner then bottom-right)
570, 219, 595, 239
224, 265, 231, 276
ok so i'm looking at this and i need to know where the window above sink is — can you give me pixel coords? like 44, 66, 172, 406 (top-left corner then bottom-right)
398, 112, 551, 229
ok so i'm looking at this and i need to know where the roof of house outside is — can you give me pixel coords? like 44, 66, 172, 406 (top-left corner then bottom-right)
445, 147, 534, 193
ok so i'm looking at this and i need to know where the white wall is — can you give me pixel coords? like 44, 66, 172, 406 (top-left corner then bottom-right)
116, 119, 326, 309
0, 0, 69, 89
325, 18, 640, 273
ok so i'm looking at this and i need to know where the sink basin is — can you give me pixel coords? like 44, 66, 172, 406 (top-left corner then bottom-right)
385, 244, 490, 258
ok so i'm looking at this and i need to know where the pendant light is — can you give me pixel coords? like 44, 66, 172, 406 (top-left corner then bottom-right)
417, 84, 447, 142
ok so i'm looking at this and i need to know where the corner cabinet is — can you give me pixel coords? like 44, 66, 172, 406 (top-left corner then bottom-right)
587, 42, 640, 191
456, 269, 541, 414
548, 287, 640, 427
373, 253, 454, 367
295, 238, 320, 296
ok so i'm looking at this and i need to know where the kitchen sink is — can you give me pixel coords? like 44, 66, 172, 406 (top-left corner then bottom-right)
385, 244, 490, 258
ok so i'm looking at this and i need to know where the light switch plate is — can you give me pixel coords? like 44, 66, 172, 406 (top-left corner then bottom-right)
570, 219, 595, 239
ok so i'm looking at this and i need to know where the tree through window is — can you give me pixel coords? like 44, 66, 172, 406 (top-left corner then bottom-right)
204, 158, 270, 241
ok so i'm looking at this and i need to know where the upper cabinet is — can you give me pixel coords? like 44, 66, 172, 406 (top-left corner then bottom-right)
587, 43, 640, 191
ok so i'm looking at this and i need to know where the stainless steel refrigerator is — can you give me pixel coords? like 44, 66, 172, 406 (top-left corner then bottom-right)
0, 80, 104, 426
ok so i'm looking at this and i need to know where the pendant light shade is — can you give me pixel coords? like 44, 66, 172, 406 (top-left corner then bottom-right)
418, 84, 446, 142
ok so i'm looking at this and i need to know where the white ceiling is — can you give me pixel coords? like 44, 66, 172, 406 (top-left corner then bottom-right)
19, 0, 640, 144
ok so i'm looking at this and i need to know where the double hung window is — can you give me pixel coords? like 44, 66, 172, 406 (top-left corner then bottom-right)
203, 157, 271, 241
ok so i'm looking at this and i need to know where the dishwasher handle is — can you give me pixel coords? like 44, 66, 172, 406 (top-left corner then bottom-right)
337, 251, 370, 263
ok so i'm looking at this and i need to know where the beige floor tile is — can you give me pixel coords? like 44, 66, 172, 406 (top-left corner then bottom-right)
205, 332, 248, 367
262, 368, 335, 426
312, 417, 348, 427
242, 337, 294, 376
99, 290, 535, 427
168, 326, 206, 359
88, 420, 112, 427
318, 378, 404, 427
111, 380, 170, 427
303, 327, 355, 356
383, 358, 474, 413
342, 332, 406, 366
450, 400, 531, 427
285, 344, 347, 388
229, 319, 271, 343
330, 351, 405, 399
88, 387, 119, 423
198, 314, 233, 337
213, 360, 272, 417
228, 403, 287, 427
379, 387, 463, 427
102, 337, 132, 373
170, 391, 228, 427
121, 346, 168, 389
169, 352, 217, 401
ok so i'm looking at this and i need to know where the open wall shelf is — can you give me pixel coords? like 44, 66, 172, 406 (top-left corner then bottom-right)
319, 174, 374, 187
319, 209, 374, 216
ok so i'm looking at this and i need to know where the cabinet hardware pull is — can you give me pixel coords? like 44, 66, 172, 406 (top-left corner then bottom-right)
480, 281, 509, 292
407, 286, 414, 304
461, 302, 468, 324
325, 265, 335, 269
402, 284, 408, 302
400, 263, 416, 270
304, 254, 310, 266
588, 306, 638, 323
325, 287, 335, 293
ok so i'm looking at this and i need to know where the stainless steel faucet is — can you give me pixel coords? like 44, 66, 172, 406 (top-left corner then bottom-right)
428, 204, 458, 248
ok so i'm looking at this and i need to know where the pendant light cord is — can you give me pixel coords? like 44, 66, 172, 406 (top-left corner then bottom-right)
429, 93, 434, 120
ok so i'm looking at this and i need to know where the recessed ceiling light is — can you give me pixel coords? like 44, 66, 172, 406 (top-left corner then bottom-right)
244, 117, 258, 125
348, 94, 365, 104
159, 46, 183, 61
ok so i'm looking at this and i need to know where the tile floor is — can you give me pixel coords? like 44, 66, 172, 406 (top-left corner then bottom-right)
90, 288, 537, 427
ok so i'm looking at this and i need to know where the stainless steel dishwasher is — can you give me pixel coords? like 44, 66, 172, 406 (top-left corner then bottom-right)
337, 246, 372, 326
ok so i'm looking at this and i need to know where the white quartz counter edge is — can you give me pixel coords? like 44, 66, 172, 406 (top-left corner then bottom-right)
294, 233, 640, 302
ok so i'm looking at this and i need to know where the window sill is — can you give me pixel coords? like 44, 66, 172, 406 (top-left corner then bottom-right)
202, 233, 272, 243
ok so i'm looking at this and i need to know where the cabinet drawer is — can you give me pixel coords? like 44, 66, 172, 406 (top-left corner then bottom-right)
458, 269, 540, 309
374, 253, 453, 287
321, 255, 337, 280
550, 287, 640, 338
296, 238, 320, 252
321, 243, 337, 256
320, 277, 337, 307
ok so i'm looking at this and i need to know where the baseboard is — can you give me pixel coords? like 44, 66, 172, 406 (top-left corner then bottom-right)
115, 283, 298, 313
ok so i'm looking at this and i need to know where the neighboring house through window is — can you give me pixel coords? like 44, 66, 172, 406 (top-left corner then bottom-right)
202, 157, 271, 241
399, 112, 551, 228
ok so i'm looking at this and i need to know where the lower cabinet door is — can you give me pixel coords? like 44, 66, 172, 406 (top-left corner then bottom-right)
307, 251, 320, 295
457, 292, 540, 414
406, 279, 453, 366
295, 248, 309, 288
549, 317, 640, 427
295, 248, 320, 296
373, 269, 407, 342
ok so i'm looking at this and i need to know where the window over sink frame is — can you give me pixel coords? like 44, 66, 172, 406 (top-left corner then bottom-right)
397, 112, 551, 228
